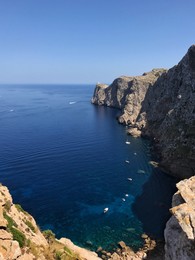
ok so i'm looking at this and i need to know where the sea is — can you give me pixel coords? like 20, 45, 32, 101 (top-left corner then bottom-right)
0, 84, 177, 251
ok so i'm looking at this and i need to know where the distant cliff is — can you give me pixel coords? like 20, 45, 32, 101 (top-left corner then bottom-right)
92, 45, 195, 179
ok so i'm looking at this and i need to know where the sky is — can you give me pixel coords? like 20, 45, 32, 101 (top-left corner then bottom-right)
0, 0, 195, 84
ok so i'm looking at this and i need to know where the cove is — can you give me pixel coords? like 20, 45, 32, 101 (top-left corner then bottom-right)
0, 84, 177, 251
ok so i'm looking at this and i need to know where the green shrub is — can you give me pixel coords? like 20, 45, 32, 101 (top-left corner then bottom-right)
3, 211, 26, 248
25, 220, 36, 233
10, 227, 26, 248
63, 246, 73, 256
3, 211, 17, 228
15, 204, 27, 214
42, 229, 55, 243
4, 200, 12, 212
55, 251, 62, 260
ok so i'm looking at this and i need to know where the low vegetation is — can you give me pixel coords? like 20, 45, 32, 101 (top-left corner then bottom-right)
15, 203, 28, 214
24, 220, 36, 233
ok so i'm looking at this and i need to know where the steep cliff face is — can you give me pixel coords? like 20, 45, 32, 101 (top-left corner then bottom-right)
164, 176, 195, 260
92, 69, 166, 126
139, 45, 195, 179
0, 184, 101, 260
92, 45, 195, 179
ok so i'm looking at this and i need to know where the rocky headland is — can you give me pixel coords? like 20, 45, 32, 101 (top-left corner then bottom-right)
92, 45, 195, 259
92, 45, 195, 179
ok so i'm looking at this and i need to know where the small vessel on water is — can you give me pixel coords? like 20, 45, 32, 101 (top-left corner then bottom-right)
125, 160, 130, 163
127, 178, 132, 181
125, 141, 131, 144
104, 207, 109, 213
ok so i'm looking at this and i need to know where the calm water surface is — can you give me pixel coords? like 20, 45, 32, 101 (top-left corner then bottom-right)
0, 84, 176, 251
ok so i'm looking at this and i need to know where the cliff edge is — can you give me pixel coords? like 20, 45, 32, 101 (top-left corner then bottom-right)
92, 45, 195, 179
164, 176, 195, 260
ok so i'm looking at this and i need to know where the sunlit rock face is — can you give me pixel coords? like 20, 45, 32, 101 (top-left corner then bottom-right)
164, 176, 195, 260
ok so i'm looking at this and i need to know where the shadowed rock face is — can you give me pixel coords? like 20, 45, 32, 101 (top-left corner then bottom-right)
189, 45, 195, 70
92, 45, 195, 179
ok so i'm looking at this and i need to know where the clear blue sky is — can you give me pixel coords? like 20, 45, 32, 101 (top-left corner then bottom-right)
0, 0, 195, 84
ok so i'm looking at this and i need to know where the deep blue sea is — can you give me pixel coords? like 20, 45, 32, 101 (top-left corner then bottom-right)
0, 84, 176, 251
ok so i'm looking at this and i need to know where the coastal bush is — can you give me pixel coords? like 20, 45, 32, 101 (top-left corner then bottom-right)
25, 220, 36, 233
3, 211, 27, 247
63, 246, 80, 259
15, 204, 27, 214
55, 251, 62, 260
43, 229, 55, 243
10, 227, 26, 247
4, 200, 12, 212
3, 211, 17, 228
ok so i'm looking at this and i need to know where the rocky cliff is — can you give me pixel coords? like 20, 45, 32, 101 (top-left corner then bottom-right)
0, 184, 101, 260
92, 45, 195, 179
164, 176, 195, 260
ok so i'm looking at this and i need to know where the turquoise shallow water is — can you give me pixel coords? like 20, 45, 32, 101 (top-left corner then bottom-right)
0, 84, 176, 251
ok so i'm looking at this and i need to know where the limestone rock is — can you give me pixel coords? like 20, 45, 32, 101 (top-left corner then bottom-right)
127, 127, 141, 137
59, 237, 102, 260
0, 240, 22, 260
92, 69, 166, 126
118, 241, 126, 249
164, 176, 195, 260
0, 205, 7, 228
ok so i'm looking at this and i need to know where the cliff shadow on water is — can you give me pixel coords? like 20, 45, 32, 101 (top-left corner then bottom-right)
132, 165, 178, 239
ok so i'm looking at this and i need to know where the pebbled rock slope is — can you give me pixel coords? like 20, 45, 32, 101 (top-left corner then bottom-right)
92, 45, 195, 179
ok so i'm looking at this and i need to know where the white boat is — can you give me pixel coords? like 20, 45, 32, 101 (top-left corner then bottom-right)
125, 160, 130, 163
137, 169, 146, 174
122, 198, 126, 202
127, 178, 132, 181
125, 194, 129, 197
104, 207, 109, 213
125, 141, 131, 144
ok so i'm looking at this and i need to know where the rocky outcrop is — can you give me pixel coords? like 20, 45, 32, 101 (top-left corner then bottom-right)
92, 45, 195, 179
164, 176, 195, 260
0, 185, 47, 260
92, 69, 166, 128
0, 184, 101, 260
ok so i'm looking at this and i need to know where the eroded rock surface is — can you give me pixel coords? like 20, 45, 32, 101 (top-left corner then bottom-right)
164, 176, 195, 260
